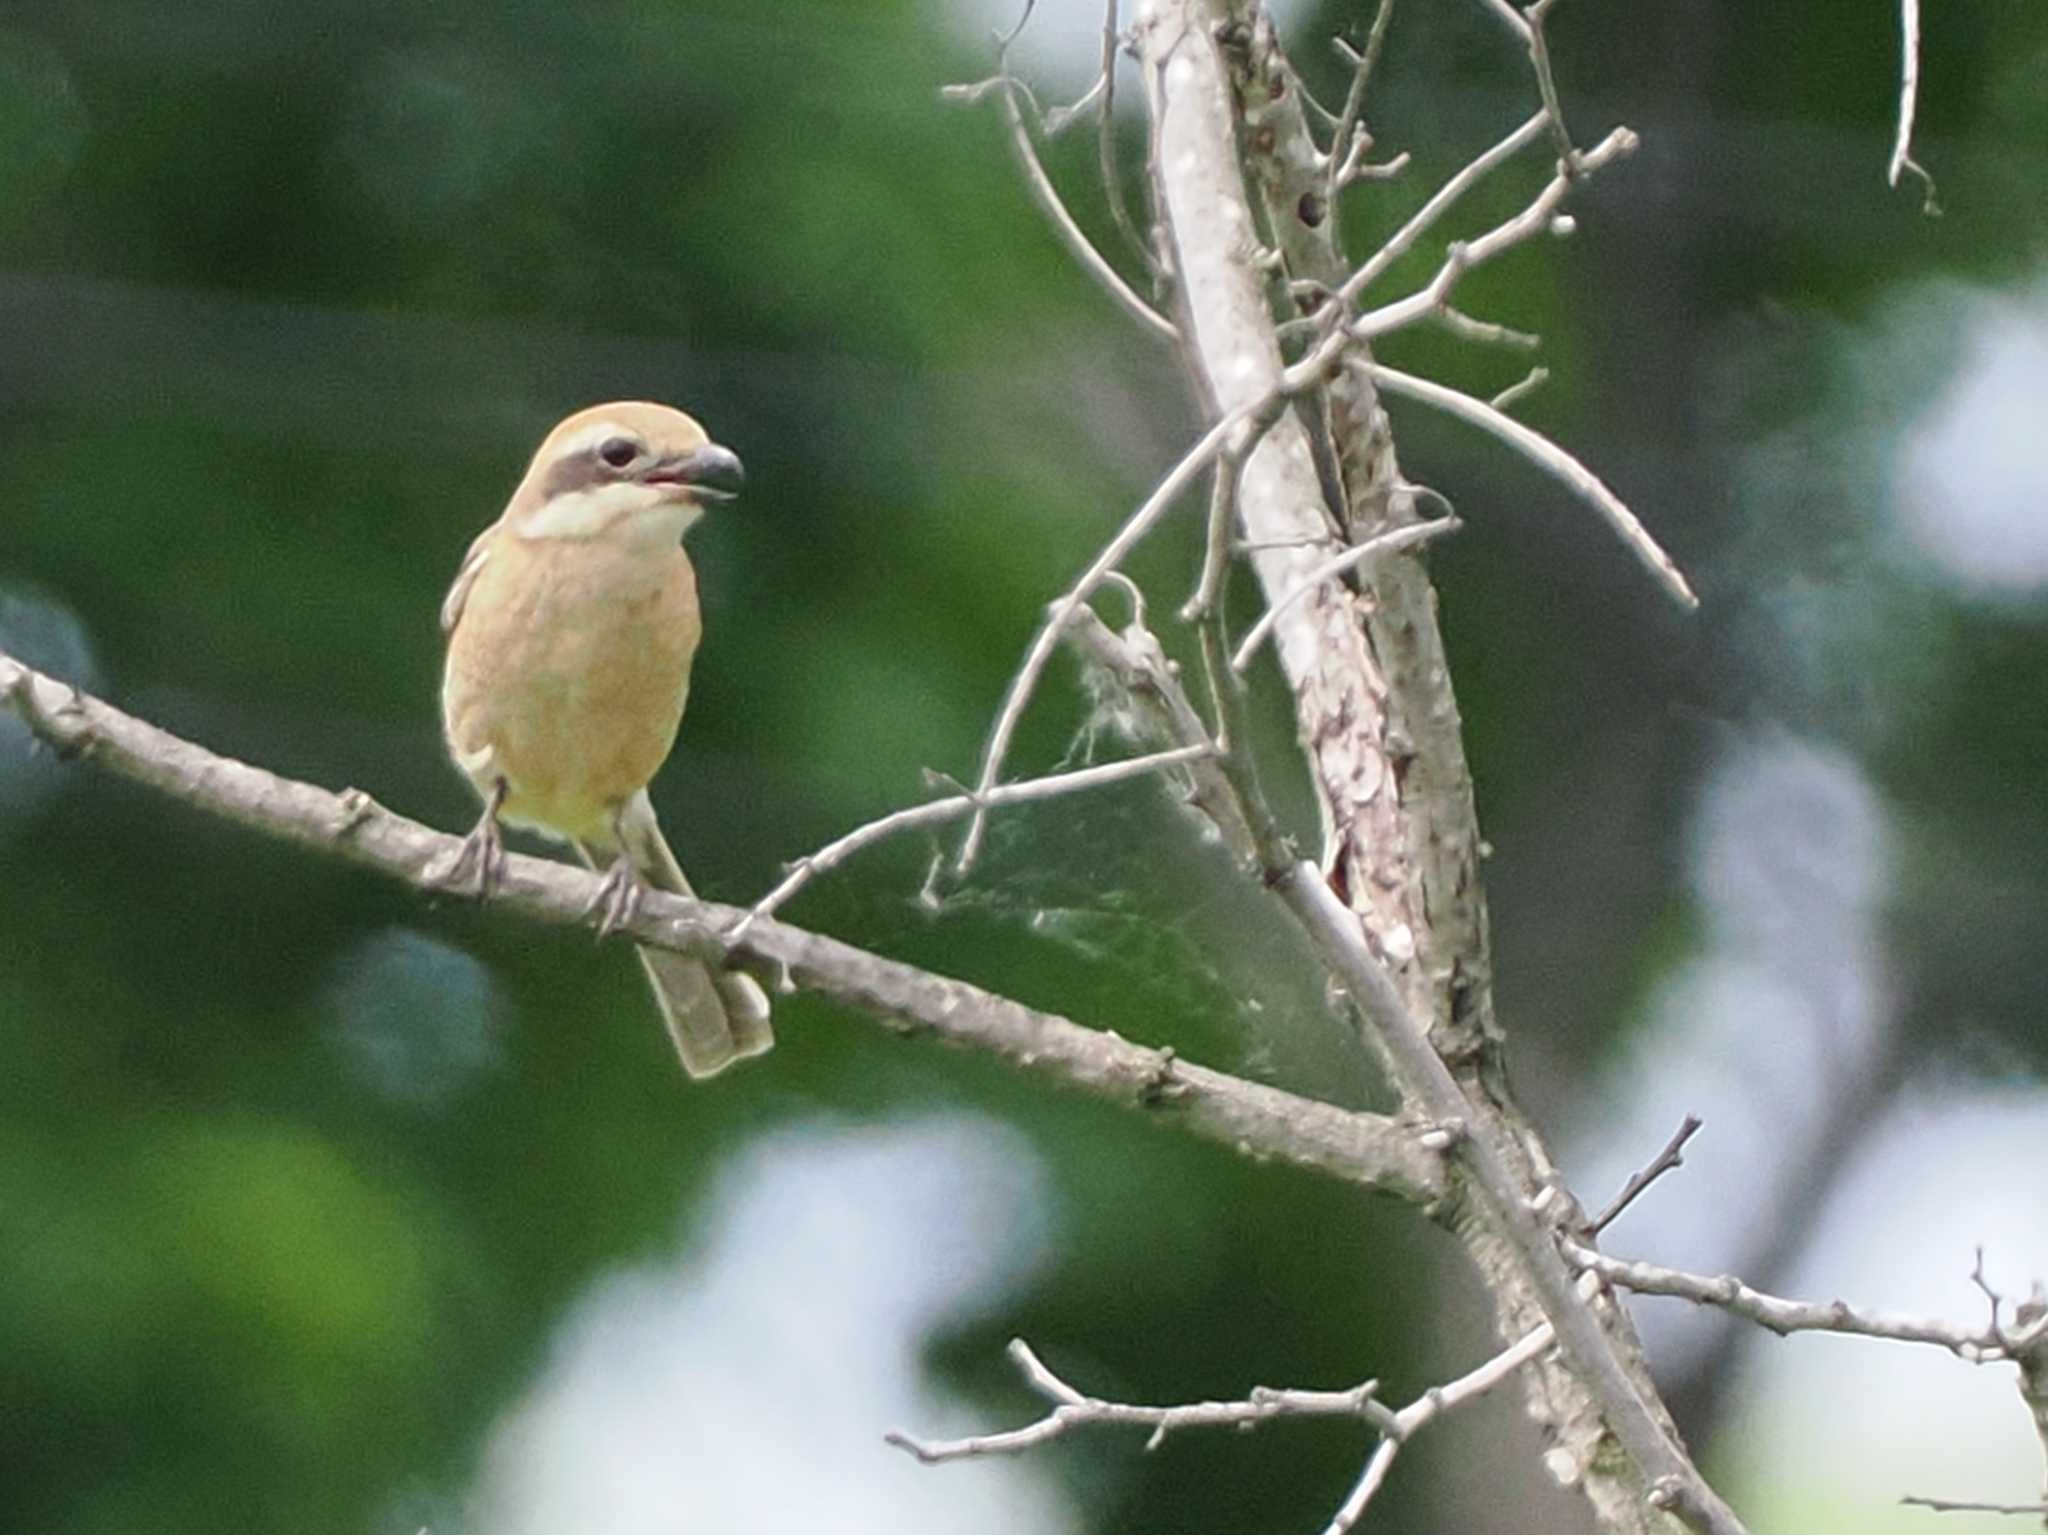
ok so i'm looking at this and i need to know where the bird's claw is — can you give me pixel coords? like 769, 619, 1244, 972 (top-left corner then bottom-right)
432, 814, 506, 901
585, 856, 647, 939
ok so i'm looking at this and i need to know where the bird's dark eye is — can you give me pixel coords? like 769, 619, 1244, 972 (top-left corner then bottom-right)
598, 437, 639, 469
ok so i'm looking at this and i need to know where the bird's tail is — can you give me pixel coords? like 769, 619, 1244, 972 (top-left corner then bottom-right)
575, 790, 773, 1079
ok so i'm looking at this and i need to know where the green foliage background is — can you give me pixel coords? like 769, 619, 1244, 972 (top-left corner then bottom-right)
2, 1, 2045, 1530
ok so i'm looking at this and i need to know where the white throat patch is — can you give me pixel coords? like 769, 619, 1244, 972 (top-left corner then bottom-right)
516, 483, 703, 542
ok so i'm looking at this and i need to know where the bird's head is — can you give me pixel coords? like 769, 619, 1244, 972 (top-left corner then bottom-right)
510, 401, 745, 541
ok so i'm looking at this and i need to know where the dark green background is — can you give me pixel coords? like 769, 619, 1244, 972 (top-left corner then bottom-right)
2, 1, 2044, 1530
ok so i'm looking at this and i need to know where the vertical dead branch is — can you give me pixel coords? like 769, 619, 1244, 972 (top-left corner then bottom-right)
1134, 4, 1726, 1531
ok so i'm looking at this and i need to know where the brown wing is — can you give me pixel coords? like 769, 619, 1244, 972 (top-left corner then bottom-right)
440, 523, 498, 636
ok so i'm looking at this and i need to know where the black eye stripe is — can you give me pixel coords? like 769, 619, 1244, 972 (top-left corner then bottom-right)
597, 437, 640, 468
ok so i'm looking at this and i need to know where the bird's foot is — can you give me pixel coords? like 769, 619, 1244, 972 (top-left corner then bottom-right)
431, 811, 507, 901
584, 855, 647, 939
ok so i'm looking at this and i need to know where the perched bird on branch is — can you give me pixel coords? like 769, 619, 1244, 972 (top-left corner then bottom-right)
437, 401, 773, 1077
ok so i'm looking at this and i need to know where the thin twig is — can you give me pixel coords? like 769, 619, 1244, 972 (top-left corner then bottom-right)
888, 1322, 1553, 1535
995, 0, 1037, 50
946, 9, 1176, 344
1095, 0, 1155, 270
885, 1338, 1396, 1463
1042, 73, 1106, 136
1886, 0, 1939, 213
1366, 362, 1698, 609
954, 398, 1282, 876
1563, 1241, 2048, 1363
1972, 1247, 2006, 1332
1489, 365, 1549, 412
1901, 1497, 2048, 1517
1324, 0, 1397, 206
1397, 1322, 1559, 1430
1231, 517, 1460, 673
1182, 447, 1245, 622
1322, 1322, 1556, 1533
734, 744, 1210, 936
1437, 304, 1540, 350
1473, 0, 1532, 43
1323, 111, 1548, 319
1523, 0, 1576, 167
1586, 1114, 1703, 1236
1342, 148, 1410, 186
1324, 1439, 1402, 1535
1338, 125, 1636, 349
998, 70, 1176, 342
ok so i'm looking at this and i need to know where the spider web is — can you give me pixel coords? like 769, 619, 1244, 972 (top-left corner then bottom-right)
892, 722, 1384, 1109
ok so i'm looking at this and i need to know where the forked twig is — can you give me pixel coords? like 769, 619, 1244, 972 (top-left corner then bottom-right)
734, 744, 1211, 936
1318, 111, 1548, 321
953, 399, 1282, 876
1564, 1242, 2048, 1362
1339, 125, 1637, 347
885, 1338, 1396, 1464
1886, 0, 1938, 212
1324, 0, 1397, 203
944, 4, 1176, 343
1321, 1324, 1556, 1533
1367, 362, 1697, 609
888, 1325, 1556, 1535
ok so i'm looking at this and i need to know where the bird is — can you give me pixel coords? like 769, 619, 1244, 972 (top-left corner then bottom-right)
436, 401, 773, 1078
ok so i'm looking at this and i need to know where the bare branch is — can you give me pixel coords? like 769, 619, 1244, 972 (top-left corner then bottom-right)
1402, 1321, 1560, 1427
1489, 365, 1549, 412
999, 70, 1176, 342
1887, 0, 1939, 214
1324, 0, 1397, 206
734, 743, 1211, 936
1575, 1246, 2048, 1512
1323, 1323, 1558, 1533
1324, 110, 1548, 319
1562, 1241, 2048, 1363
1279, 866, 1749, 1535
1901, 1496, 2048, 1517
1182, 446, 1245, 623
889, 1325, 1557, 1535
1339, 125, 1638, 349
884, 1338, 1396, 1464
954, 398, 1281, 875
1972, 1248, 2007, 1332
1325, 1439, 1403, 1535
1095, 0, 1155, 270
1125, 14, 1734, 1516
1437, 304, 1541, 350
1586, 1115, 1703, 1236
0, 650, 1448, 1202
1523, 0, 1576, 166
1367, 362, 1699, 609
947, 20, 1177, 345
1339, 147, 1410, 188
1041, 73, 1106, 136
1231, 517, 1461, 674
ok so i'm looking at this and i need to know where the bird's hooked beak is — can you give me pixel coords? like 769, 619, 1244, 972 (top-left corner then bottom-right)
643, 443, 744, 504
